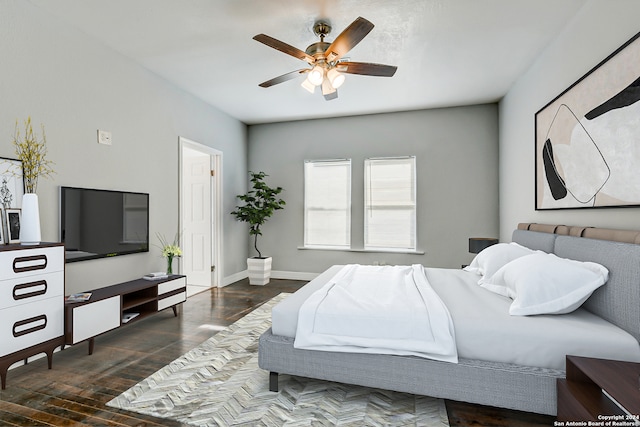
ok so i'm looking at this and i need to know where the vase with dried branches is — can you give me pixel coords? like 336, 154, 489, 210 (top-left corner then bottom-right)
13, 117, 55, 244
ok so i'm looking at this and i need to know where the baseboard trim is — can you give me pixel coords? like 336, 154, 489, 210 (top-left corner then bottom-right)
222, 270, 248, 287
223, 269, 318, 286
271, 270, 319, 281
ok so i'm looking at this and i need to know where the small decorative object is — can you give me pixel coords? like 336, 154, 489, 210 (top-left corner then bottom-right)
66, 292, 92, 302
157, 232, 182, 275
5, 208, 21, 244
231, 171, 285, 285
12, 118, 55, 245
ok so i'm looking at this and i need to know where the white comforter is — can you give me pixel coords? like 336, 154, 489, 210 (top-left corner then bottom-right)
293, 264, 458, 362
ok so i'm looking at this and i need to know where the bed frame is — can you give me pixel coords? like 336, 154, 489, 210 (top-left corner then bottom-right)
258, 224, 640, 415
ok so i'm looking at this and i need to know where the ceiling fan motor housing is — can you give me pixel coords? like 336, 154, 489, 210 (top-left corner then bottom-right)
305, 41, 331, 58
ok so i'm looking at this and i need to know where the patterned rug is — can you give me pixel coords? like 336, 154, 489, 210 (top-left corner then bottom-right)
107, 293, 450, 426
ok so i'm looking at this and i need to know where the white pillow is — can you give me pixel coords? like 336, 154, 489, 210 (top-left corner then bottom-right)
481, 253, 609, 316
463, 242, 536, 279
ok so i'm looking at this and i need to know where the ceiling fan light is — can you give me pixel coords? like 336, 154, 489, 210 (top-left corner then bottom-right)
301, 78, 315, 94
321, 78, 336, 96
327, 68, 345, 88
307, 65, 324, 86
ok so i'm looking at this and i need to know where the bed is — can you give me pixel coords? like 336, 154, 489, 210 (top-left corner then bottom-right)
258, 224, 640, 415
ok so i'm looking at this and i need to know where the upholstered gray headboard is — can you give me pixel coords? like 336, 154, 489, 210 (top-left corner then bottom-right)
511, 229, 556, 253
512, 228, 640, 342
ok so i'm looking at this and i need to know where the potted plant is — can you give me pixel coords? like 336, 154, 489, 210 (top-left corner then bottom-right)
231, 171, 285, 285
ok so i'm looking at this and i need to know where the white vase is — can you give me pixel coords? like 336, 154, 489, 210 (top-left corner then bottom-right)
20, 193, 41, 245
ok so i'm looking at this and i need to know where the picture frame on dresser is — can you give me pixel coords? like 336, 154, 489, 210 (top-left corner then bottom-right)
5, 208, 20, 244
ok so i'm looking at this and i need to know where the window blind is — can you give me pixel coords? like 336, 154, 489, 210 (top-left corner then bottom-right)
364, 156, 416, 250
304, 159, 351, 248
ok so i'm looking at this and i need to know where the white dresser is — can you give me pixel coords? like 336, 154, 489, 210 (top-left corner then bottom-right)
0, 243, 65, 389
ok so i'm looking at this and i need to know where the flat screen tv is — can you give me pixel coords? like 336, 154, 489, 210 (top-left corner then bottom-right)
60, 186, 149, 262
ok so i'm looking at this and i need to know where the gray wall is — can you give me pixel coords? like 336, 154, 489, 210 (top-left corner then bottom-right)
499, 0, 640, 240
248, 104, 499, 274
0, 2, 248, 294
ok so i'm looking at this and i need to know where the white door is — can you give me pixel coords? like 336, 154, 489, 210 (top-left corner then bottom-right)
182, 146, 212, 291
179, 137, 223, 295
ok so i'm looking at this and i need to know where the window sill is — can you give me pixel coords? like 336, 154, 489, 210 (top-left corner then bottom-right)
298, 246, 425, 255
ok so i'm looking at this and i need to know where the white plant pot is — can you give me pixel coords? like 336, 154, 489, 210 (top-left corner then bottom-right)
20, 193, 41, 245
247, 257, 272, 286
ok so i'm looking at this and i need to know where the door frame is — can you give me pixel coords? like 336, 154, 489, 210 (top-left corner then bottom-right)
178, 137, 223, 288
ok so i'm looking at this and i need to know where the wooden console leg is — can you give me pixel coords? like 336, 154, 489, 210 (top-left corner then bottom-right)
88, 338, 95, 355
46, 349, 54, 369
172, 306, 178, 317
269, 372, 279, 392
0, 368, 6, 390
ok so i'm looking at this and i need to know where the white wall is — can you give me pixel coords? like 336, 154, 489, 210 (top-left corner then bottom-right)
499, 0, 640, 241
0, 2, 248, 294
248, 104, 499, 274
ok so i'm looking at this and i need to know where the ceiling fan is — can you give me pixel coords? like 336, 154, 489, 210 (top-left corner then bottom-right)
253, 16, 397, 100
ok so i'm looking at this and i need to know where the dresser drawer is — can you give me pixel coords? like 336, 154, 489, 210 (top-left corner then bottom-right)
0, 271, 64, 310
158, 276, 187, 295
0, 297, 64, 357
0, 246, 64, 280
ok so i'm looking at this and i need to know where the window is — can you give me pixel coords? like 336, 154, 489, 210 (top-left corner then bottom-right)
304, 159, 351, 248
364, 157, 416, 250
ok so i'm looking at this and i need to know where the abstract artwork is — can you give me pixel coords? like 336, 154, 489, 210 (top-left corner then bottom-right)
535, 31, 640, 210
0, 157, 24, 210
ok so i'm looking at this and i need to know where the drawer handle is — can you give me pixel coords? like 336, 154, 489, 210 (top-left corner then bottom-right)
13, 280, 48, 300
13, 315, 47, 337
13, 255, 48, 273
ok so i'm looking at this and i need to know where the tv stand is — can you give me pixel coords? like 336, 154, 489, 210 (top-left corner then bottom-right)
64, 275, 186, 354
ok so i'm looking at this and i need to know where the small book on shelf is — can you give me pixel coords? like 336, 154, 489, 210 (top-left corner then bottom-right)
122, 312, 140, 323
66, 292, 92, 302
143, 272, 168, 281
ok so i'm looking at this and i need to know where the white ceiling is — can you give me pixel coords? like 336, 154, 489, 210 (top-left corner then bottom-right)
30, 0, 586, 125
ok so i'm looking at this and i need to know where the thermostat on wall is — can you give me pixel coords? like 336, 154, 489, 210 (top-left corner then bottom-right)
97, 130, 112, 145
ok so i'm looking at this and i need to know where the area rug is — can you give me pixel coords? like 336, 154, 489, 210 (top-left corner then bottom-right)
107, 293, 450, 426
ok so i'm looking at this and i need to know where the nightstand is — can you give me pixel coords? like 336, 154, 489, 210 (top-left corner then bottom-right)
557, 355, 640, 422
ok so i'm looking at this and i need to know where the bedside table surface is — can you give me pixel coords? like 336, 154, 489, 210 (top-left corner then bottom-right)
567, 355, 640, 415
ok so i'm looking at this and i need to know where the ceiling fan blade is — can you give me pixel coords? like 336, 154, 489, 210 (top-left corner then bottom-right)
339, 61, 397, 77
258, 69, 308, 88
253, 34, 315, 64
324, 17, 374, 62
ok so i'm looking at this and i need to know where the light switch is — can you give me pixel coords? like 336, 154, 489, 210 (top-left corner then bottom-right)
97, 130, 112, 145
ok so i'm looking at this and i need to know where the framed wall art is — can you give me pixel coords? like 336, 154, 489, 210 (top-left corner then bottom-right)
0, 208, 4, 245
535, 31, 640, 210
0, 157, 24, 210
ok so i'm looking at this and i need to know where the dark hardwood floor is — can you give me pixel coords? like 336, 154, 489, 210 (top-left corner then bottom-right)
0, 279, 556, 426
